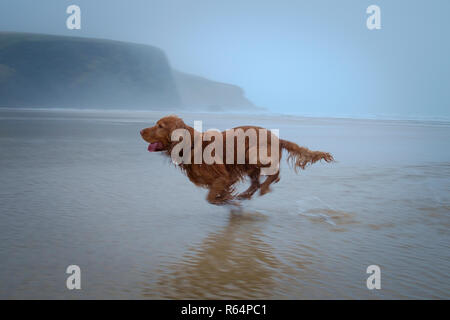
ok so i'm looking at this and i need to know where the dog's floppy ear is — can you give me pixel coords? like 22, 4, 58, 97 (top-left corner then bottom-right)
167, 116, 196, 150
173, 117, 186, 130
164, 115, 186, 130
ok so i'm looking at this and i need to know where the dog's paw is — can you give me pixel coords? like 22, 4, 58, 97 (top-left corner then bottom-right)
236, 192, 252, 200
259, 186, 271, 196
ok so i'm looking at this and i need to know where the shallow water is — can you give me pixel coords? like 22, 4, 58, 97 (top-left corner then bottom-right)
0, 109, 449, 299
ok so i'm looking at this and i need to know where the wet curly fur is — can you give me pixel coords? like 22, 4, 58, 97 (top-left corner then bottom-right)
141, 115, 334, 205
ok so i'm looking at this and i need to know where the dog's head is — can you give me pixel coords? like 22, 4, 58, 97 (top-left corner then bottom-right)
140, 115, 187, 152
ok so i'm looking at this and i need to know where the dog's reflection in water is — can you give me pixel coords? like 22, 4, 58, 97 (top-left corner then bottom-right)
144, 209, 280, 299
228, 206, 267, 221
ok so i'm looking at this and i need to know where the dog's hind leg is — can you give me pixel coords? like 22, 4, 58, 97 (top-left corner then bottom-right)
259, 170, 280, 196
237, 168, 261, 200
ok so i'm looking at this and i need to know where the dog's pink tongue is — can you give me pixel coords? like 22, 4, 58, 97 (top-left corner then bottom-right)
147, 142, 161, 152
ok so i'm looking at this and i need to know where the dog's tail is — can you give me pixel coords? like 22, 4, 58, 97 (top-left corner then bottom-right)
280, 139, 334, 172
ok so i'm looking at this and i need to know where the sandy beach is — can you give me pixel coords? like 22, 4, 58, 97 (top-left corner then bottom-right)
0, 108, 449, 299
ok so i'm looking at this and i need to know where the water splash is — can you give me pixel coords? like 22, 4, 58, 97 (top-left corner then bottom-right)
296, 197, 337, 226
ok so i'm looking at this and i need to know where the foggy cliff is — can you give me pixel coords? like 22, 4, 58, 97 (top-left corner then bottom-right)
0, 32, 257, 111
173, 70, 257, 112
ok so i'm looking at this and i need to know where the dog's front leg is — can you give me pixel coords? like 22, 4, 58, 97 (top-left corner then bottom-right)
206, 178, 235, 205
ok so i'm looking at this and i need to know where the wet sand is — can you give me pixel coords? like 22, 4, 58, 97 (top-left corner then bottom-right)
0, 109, 449, 299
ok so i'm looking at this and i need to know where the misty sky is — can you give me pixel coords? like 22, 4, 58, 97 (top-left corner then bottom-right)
1, 0, 449, 119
